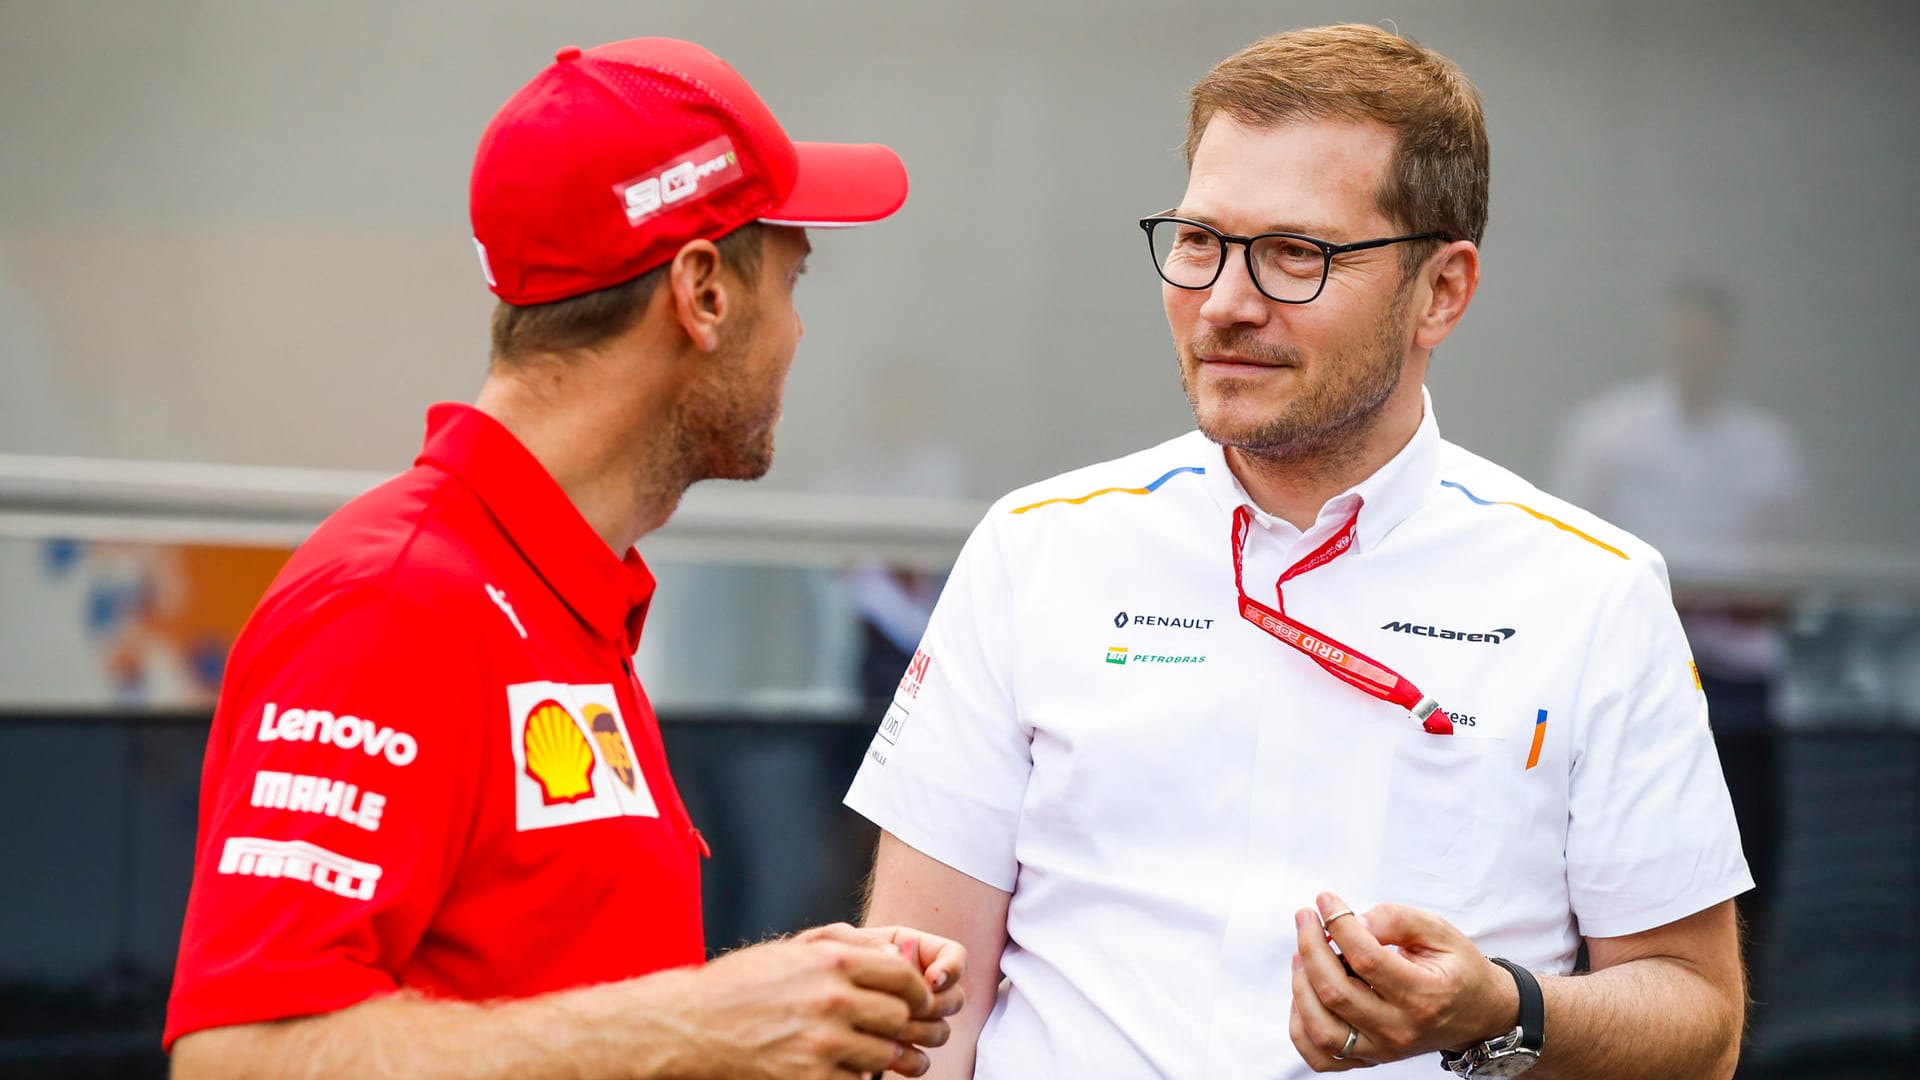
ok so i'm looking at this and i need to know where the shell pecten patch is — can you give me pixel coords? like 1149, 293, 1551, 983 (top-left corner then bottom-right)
524, 699, 597, 805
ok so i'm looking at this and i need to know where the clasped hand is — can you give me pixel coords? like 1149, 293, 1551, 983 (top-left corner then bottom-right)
1289, 892, 1518, 1072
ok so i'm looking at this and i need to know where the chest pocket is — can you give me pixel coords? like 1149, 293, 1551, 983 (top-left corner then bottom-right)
1371, 728, 1509, 916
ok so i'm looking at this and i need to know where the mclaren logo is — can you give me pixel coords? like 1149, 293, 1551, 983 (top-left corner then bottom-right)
1381, 621, 1516, 644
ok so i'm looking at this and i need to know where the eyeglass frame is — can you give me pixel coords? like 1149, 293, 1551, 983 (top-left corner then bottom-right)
1138, 214, 1454, 305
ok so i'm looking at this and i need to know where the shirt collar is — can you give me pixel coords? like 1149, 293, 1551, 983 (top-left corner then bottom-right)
415, 403, 656, 647
1199, 386, 1443, 552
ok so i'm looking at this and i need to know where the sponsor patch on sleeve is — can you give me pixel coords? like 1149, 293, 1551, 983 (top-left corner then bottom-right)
217, 837, 382, 901
507, 682, 657, 831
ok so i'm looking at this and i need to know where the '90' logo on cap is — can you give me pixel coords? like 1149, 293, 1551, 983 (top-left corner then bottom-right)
615, 136, 745, 226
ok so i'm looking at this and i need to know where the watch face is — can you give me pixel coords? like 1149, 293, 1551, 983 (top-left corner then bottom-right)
1474, 1049, 1541, 1077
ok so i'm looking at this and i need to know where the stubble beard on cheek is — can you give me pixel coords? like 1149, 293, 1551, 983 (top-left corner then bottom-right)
692, 314, 781, 484
1180, 292, 1410, 470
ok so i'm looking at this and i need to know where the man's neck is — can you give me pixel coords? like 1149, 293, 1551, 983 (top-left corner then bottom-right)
1224, 387, 1424, 533
473, 356, 688, 555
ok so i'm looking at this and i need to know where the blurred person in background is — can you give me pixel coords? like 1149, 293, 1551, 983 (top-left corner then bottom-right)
165, 37, 964, 1079
1552, 279, 1808, 995
849, 24, 1749, 1079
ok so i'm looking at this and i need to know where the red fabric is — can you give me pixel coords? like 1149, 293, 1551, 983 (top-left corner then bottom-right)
469, 37, 907, 305
165, 403, 705, 1049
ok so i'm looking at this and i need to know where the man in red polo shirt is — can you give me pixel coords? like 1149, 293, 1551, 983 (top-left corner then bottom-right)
166, 37, 963, 1079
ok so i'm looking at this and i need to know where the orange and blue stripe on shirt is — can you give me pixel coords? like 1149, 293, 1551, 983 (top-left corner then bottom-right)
1011, 466, 1205, 514
1440, 481, 1628, 561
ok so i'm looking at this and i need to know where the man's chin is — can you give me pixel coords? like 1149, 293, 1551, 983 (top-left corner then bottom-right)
1192, 403, 1277, 449
704, 440, 775, 483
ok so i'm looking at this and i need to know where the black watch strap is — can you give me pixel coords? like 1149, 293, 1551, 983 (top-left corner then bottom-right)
1489, 957, 1544, 1052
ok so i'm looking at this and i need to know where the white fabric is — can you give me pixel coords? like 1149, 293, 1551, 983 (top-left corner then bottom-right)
845, 390, 1752, 1080
1551, 374, 1806, 678
1550, 374, 1806, 559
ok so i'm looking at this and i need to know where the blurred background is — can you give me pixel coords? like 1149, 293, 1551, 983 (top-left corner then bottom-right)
2, 0, 1916, 1076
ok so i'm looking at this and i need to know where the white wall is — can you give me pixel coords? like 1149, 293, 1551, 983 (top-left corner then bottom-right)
2, 0, 1915, 539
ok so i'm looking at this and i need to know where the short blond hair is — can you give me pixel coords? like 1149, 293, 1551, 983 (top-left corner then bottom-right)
1186, 24, 1490, 254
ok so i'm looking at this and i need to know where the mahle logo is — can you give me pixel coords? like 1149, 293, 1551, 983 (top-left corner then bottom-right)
1380, 621, 1516, 644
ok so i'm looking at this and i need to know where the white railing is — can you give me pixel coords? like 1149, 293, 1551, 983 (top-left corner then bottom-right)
0, 453, 983, 572
2, 453, 1918, 596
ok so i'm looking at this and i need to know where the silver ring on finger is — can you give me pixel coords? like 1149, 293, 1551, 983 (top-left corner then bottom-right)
1322, 909, 1355, 931
1331, 1025, 1358, 1061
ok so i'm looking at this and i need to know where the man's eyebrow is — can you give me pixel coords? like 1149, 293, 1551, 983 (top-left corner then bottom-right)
1174, 209, 1350, 241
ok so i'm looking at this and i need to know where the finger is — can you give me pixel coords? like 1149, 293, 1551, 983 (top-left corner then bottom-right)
924, 983, 965, 1020
834, 944, 936, 1016
806, 922, 899, 950
912, 931, 968, 993
832, 1029, 908, 1073
795, 920, 851, 943
1288, 989, 1362, 1072
896, 1017, 950, 1048
1315, 893, 1425, 1002
841, 985, 915, 1039
888, 1044, 931, 1077
1294, 908, 1391, 1033
1353, 901, 1466, 959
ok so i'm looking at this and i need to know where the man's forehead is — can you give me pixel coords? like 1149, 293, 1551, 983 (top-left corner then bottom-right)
1182, 115, 1394, 237
767, 223, 811, 259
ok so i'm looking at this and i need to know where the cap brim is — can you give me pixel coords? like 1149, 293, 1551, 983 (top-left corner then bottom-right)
758, 141, 908, 228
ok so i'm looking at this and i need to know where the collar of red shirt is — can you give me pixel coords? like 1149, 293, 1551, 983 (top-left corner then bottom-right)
415, 402, 656, 648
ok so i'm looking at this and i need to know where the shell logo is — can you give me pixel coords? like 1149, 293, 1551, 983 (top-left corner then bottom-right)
523, 699, 596, 805
585, 705, 637, 793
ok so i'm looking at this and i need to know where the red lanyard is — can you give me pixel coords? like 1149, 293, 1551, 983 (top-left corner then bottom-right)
1231, 505, 1453, 735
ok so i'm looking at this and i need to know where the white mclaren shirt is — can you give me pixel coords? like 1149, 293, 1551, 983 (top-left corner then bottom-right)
845, 391, 1752, 1080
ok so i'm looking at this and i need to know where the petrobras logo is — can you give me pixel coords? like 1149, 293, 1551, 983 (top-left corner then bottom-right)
1380, 621, 1517, 644
217, 836, 382, 901
256, 703, 418, 767
250, 770, 385, 832
1105, 645, 1206, 666
615, 136, 745, 225
507, 681, 657, 832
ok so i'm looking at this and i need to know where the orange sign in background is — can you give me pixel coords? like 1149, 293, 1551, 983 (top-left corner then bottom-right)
17, 539, 292, 707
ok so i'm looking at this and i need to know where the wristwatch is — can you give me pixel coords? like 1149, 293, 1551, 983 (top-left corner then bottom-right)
1439, 958, 1543, 1077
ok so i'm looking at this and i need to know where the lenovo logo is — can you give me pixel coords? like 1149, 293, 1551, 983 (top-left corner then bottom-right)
1380, 621, 1516, 644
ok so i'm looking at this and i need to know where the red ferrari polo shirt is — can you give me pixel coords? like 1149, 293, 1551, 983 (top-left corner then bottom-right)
165, 403, 706, 1048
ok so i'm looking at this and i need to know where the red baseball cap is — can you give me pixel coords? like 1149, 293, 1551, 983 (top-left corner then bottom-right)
470, 38, 909, 306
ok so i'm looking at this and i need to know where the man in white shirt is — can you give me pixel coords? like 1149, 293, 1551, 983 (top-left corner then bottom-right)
847, 24, 1751, 1079
1551, 281, 1808, 682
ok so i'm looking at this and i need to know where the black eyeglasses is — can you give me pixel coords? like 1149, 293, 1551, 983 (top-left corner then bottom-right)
1139, 215, 1452, 304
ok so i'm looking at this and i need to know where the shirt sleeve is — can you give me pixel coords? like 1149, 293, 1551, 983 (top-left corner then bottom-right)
1564, 557, 1755, 939
844, 510, 1030, 892
164, 586, 486, 1047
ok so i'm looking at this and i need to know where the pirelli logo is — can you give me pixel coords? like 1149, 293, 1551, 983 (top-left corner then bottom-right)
216, 837, 382, 901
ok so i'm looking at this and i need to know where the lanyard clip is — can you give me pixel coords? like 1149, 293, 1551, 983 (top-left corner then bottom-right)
1411, 696, 1453, 735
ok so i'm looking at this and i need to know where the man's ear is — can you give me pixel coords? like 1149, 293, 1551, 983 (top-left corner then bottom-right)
1411, 240, 1480, 352
667, 240, 729, 353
